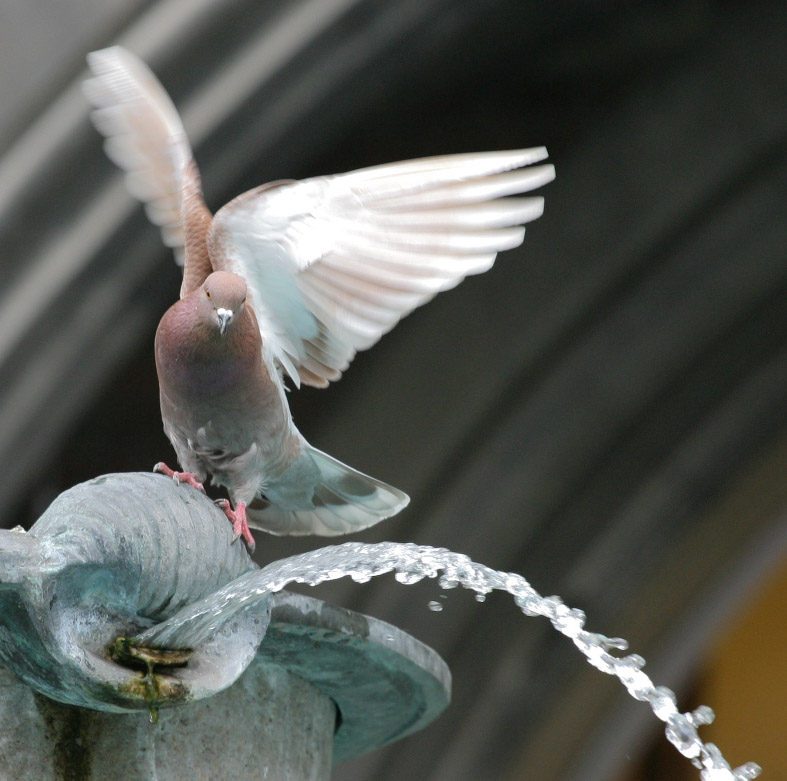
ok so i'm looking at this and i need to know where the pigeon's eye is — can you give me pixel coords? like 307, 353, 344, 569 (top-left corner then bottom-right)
206, 290, 212, 299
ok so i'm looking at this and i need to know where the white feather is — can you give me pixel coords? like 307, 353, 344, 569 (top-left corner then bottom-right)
83, 46, 191, 263
210, 153, 554, 387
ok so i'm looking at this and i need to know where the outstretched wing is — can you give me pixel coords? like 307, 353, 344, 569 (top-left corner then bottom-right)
83, 46, 212, 295
208, 148, 555, 388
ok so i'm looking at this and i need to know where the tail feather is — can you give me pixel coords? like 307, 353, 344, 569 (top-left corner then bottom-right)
247, 446, 409, 536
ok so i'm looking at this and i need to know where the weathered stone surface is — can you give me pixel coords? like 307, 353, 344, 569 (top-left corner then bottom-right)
0, 660, 334, 780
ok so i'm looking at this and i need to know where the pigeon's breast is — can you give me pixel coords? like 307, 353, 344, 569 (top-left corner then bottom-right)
155, 298, 291, 467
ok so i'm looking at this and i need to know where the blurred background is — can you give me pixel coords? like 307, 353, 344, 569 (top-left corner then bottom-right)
1, 1, 786, 778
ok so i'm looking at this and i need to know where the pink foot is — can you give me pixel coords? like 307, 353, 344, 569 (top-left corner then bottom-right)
153, 462, 205, 493
216, 499, 256, 553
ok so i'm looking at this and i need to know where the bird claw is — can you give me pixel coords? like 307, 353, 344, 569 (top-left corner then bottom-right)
153, 462, 205, 493
215, 499, 256, 553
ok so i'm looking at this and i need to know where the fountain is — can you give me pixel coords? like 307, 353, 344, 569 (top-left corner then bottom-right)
0, 473, 449, 778
0, 472, 760, 779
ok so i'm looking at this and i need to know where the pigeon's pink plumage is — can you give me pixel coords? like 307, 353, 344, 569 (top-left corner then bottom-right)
84, 46, 554, 549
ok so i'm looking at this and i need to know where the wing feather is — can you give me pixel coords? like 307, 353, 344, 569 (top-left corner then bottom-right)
209, 150, 554, 387
84, 47, 191, 260
84, 47, 213, 294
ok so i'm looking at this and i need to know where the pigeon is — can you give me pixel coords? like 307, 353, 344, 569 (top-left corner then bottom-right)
83, 46, 555, 550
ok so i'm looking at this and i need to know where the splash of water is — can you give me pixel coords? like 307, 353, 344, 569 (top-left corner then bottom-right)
135, 541, 761, 780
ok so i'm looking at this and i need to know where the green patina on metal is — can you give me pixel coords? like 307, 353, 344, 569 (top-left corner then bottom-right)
260, 593, 451, 764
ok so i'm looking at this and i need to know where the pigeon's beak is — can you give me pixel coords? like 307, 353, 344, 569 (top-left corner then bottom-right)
216, 308, 233, 335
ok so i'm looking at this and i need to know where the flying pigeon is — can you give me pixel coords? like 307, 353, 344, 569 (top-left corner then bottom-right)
83, 46, 555, 550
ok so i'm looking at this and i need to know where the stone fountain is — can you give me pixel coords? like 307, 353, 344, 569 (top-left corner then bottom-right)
0, 472, 449, 779
0, 473, 763, 780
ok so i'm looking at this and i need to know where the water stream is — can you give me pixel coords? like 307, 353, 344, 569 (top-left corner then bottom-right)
135, 541, 761, 780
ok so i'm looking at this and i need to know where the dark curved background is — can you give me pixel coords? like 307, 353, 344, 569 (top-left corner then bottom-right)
2, 1, 786, 778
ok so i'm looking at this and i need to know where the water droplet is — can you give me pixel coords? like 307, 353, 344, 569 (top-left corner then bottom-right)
427, 600, 443, 612
604, 636, 629, 652
733, 761, 763, 780
514, 594, 542, 616
689, 705, 715, 727
665, 714, 701, 758
621, 653, 646, 669
395, 571, 425, 585
475, 593, 487, 602
552, 605, 586, 636
616, 655, 652, 701
649, 686, 677, 719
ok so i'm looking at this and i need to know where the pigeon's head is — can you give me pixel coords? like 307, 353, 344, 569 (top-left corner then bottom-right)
201, 271, 248, 335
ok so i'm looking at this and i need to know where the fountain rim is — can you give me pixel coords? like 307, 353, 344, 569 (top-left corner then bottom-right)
263, 590, 451, 764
